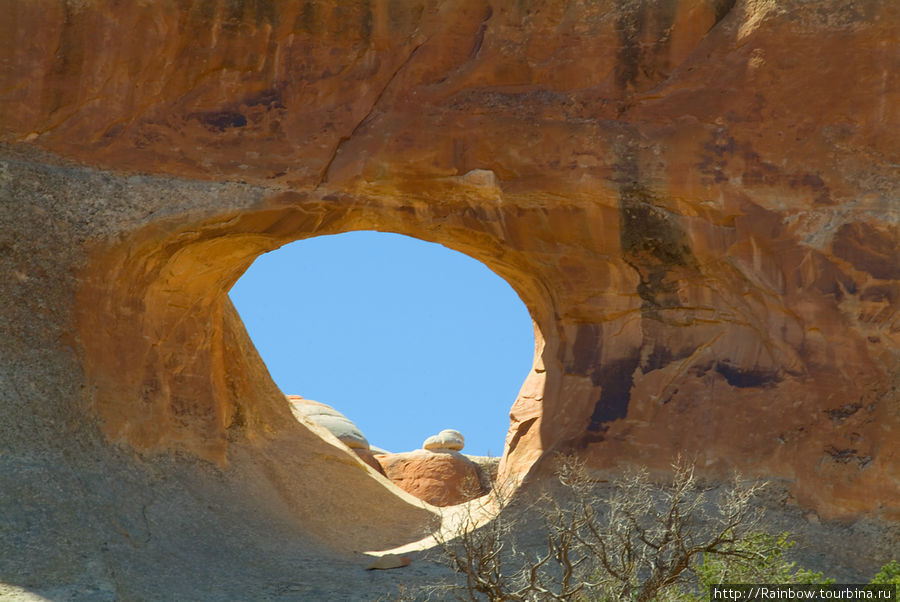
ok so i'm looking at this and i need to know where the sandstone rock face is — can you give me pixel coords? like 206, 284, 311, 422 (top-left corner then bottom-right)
354, 447, 389, 477
377, 451, 485, 507
1, 2, 898, 592
423, 429, 466, 452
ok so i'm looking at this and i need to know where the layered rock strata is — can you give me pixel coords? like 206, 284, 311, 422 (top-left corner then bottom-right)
286, 395, 386, 474
1, 4, 897, 594
377, 450, 486, 507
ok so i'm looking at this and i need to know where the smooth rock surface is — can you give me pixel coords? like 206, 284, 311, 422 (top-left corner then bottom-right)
377, 450, 485, 507
286, 396, 386, 475
0, 0, 898, 596
0, 0, 892, 520
287, 396, 370, 450
365, 553, 413, 571
423, 429, 465, 452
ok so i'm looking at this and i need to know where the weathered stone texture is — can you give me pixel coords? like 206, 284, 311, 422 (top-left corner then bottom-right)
377, 450, 485, 506
0, 0, 898, 593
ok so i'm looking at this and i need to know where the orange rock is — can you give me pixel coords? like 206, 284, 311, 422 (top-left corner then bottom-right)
0, 0, 896, 523
377, 451, 485, 507
365, 554, 412, 571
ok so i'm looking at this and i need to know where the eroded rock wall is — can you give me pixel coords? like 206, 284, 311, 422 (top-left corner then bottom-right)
1, 6, 897, 590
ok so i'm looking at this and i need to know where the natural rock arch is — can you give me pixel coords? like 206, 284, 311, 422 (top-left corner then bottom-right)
0, 3, 897, 593
75, 182, 557, 485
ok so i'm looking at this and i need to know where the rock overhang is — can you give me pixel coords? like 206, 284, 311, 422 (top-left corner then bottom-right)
0, 0, 897, 533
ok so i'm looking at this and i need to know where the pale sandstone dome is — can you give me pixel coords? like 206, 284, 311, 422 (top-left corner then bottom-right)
285, 395, 387, 475
286, 395, 370, 451
422, 429, 465, 452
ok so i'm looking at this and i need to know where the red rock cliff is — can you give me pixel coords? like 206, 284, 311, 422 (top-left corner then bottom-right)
0, 0, 897, 523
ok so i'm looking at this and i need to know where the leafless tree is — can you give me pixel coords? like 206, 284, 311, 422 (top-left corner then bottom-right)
431, 455, 768, 601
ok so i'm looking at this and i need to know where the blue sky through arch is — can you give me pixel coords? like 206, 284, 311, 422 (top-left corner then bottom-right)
228, 231, 535, 457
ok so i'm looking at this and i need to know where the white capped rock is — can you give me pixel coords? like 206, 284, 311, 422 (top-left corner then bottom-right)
286, 396, 369, 450
423, 428, 465, 452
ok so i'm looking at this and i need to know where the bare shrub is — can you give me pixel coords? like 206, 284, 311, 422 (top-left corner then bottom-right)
430, 455, 771, 601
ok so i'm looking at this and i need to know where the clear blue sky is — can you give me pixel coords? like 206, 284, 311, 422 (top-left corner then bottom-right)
228, 231, 535, 457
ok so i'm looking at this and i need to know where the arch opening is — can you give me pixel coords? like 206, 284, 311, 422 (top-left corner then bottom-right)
229, 230, 536, 461
76, 195, 555, 524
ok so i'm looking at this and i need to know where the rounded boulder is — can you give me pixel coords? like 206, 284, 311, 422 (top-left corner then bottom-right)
286, 396, 369, 450
376, 450, 484, 506
422, 429, 465, 452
